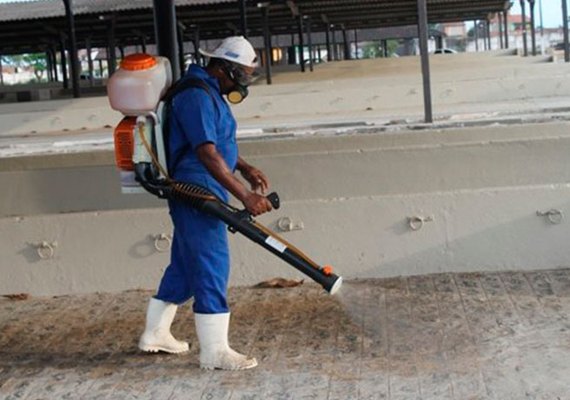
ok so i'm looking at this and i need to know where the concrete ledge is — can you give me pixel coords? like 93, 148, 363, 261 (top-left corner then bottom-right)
2, 121, 570, 217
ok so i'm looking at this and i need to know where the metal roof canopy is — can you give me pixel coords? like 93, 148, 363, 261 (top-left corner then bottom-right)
0, 0, 509, 54
0, 0, 510, 122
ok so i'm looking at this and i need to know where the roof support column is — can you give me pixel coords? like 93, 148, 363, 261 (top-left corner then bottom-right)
239, 0, 248, 37
504, 11, 509, 49
297, 15, 305, 72
417, 0, 433, 123
260, 3, 272, 84
153, 0, 181, 80
0, 55, 4, 86
562, 0, 570, 62
86, 37, 94, 87
528, 0, 537, 55
354, 29, 359, 59
45, 50, 53, 82
520, 0, 528, 56
140, 35, 147, 53
486, 19, 492, 50
325, 23, 332, 61
539, 0, 545, 54
474, 20, 479, 52
106, 16, 117, 76
62, 0, 80, 97
331, 25, 337, 60
498, 12, 504, 49
59, 34, 69, 89
287, 34, 296, 65
177, 23, 185, 74
305, 16, 314, 72
342, 25, 350, 60
50, 46, 59, 82
192, 26, 201, 66
382, 40, 388, 57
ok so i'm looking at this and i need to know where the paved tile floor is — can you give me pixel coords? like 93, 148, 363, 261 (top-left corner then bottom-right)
1, 269, 569, 400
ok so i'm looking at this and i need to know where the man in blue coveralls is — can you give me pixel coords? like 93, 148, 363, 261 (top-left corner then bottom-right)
138, 37, 273, 370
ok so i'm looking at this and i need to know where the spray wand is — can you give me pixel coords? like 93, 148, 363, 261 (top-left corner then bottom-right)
163, 181, 343, 295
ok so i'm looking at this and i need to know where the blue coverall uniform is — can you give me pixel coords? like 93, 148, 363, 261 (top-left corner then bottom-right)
155, 65, 238, 314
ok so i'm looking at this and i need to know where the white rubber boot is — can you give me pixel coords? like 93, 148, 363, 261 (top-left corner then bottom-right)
195, 312, 258, 370
139, 298, 189, 354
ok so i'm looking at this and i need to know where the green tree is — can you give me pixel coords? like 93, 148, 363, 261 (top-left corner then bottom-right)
1, 53, 48, 82
361, 39, 399, 59
23, 53, 47, 81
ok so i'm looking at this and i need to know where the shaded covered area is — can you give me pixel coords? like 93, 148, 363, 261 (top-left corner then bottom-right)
0, 0, 510, 53
0, 0, 513, 123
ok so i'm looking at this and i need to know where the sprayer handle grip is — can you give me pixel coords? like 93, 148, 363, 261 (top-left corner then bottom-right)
267, 192, 280, 210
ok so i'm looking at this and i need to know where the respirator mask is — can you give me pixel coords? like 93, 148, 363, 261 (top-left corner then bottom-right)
221, 61, 258, 104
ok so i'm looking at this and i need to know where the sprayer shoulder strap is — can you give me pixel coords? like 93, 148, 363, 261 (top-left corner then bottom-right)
161, 77, 215, 174
162, 77, 212, 104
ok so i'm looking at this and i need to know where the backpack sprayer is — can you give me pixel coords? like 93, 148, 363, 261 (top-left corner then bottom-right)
107, 54, 342, 295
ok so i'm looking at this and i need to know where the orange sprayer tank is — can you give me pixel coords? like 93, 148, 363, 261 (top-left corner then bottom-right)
107, 54, 172, 194
107, 54, 172, 116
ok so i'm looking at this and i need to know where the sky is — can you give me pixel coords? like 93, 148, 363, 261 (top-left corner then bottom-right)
0, 0, 566, 29
510, 0, 565, 28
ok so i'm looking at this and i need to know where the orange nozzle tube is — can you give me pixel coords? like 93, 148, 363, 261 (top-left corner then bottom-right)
322, 265, 333, 276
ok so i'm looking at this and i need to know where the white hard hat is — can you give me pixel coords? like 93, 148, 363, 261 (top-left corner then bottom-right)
199, 36, 259, 68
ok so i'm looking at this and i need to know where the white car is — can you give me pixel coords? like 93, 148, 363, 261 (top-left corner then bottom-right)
433, 48, 457, 54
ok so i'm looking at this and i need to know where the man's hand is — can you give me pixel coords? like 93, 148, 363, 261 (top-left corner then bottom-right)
243, 192, 272, 216
239, 165, 270, 194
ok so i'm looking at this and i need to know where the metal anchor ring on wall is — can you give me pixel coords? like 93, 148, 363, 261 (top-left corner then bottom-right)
153, 233, 172, 252
408, 216, 433, 231
36, 241, 57, 259
277, 216, 294, 232
536, 209, 564, 225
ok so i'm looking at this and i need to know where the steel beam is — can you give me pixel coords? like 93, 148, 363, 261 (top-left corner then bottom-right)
486, 19, 492, 50
297, 14, 305, 72
51, 46, 59, 82
63, 0, 80, 97
529, 0, 536, 55
417, 0, 433, 123
177, 23, 185, 74
260, 4, 272, 83
86, 37, 94, 86
239, 0, 248, 37
562, 0, 570, 62
520, 0, 528, 56
474, 20, 479, 51
305, 16, 313, 71
342, 25, 350, 60
153, 0, 180, 80
504, 11, 509, 49
354, 29, 359, 59
498, 12, 504, 49
59, 33, 68, 89
324, 19, 332, 61
106, 16, 117, 76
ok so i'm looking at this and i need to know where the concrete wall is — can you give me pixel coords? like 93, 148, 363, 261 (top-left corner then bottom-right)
2, 121, 570, 295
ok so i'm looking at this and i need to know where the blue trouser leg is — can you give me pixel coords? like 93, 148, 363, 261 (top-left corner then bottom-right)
155, 200, 230, 314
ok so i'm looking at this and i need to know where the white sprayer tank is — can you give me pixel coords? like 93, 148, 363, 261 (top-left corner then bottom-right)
107, 54, 172, 116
